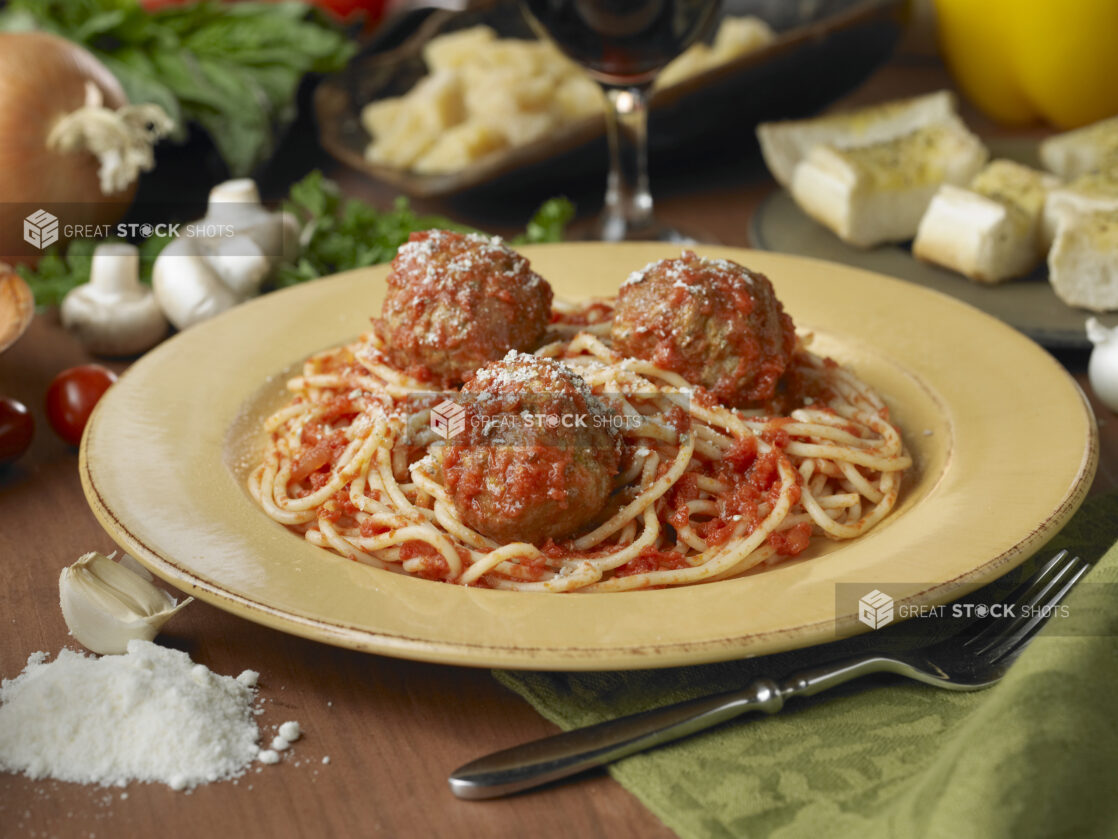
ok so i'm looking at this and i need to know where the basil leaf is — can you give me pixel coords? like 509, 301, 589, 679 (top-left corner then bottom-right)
98, 51, 187, 141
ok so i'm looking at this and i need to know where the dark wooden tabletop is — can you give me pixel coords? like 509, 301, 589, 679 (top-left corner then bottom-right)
1, 49, 1115, 839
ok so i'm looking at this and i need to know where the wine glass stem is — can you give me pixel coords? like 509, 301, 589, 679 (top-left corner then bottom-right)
601, 83, 655, 242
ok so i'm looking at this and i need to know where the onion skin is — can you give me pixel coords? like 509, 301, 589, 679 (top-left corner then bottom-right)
0, 266, 34, 351
0, 32, 138, 266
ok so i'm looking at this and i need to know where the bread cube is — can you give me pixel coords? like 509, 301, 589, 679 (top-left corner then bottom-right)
1039, 116, 1118, 179
790, 117, 988, 248
1042, 166, 1118, 247
1049, 209, 1118, 311
913, 160, 1060, 282
757, 90, 958, 188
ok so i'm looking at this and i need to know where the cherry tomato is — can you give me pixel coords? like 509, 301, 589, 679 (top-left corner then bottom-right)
45, 365, 118, 447
302, 0, 387, 24
0, 397, 34, 465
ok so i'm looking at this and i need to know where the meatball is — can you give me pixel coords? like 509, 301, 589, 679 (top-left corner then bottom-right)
443, 352, 622, 545
611, 251, 795, 406
373, 230, 553, 386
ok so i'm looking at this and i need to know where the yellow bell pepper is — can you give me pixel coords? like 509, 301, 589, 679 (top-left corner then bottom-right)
934, 0, 1118, 129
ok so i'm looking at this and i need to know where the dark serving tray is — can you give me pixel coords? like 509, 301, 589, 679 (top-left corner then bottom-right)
314, 0, 909, 198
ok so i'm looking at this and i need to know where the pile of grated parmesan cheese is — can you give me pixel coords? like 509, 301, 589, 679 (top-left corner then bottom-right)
0, 640, 281, 790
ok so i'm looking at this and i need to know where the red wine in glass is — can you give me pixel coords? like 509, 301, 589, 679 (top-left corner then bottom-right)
523, 0, 722, 241
523, 0, 720, 84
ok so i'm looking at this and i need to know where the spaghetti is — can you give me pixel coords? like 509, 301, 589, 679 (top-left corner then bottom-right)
247, 298, 912, 592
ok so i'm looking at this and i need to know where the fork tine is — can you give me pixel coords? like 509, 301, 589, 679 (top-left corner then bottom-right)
961, 549, 1073, 651
973, 555, 1089, 664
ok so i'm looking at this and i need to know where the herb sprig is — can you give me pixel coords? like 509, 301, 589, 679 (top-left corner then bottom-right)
18, 172, 575, 307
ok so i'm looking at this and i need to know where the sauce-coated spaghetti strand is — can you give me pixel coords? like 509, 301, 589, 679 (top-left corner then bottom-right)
248, 307, 912, 592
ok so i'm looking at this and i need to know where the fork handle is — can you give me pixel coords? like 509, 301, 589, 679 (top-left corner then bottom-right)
448, 654, 890, 799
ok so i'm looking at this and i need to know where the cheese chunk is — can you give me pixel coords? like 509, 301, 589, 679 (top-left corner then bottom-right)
710, 15, 776, 61
790, 117, 988, 248
1039, 116, 1118, 179
1049, 209, 1118, 312
363, 72, 465, 169
422, 26, 497, 72
913, 160, 1060, 283
757, 90, 958, 188
413, 122, 509, 174
554, 75, 604, 120
364, 20, 773, 174
658, 16, 775, 87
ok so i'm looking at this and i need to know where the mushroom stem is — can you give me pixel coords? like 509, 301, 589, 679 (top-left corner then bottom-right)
210, 179, 262, 205
60, 243, 168, 357
90, 242, 142, 295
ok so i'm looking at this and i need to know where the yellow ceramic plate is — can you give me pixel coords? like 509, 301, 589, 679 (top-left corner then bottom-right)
80, 244, 1097, 670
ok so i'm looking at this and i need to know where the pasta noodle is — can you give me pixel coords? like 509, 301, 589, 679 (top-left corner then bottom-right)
247, 299, 912, 592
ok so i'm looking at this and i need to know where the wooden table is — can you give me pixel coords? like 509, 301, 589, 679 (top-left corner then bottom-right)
1, 52, 1115, 839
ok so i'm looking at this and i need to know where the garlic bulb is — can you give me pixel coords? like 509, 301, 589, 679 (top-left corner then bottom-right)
59, 552, 192, 655
1087, 318, 1118, 412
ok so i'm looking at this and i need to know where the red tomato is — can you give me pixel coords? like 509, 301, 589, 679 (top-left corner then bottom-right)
305, 0, 387, 23
139, 0, 387, 25
0, 397, 34, 465
45, 365, 118, 447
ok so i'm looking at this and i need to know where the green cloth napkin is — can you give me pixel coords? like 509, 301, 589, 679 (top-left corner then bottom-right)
495, 492, 1118, 839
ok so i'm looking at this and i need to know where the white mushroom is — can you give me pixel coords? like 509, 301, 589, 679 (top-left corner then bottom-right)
152, 178, 299, 330
60, 242, 168, 356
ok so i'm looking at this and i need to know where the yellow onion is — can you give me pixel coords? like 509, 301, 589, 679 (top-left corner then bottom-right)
0, 265, 34, 352
0, 32, 172, 266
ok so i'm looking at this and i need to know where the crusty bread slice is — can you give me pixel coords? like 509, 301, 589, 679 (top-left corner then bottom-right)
1042, 166, 1118, 248
756, 90, 957, 188
913, 160, 1060, 283
789, 116, 988, 248
1039, 116, 1118, 179
1049, 209, 1118, 312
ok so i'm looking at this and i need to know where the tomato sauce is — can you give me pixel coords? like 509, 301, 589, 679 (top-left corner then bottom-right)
659, 421, 808, 557
399, 540, 450, 580
291, 429, 349, 483
614, 547, 691, 578
769, 521, 812, 555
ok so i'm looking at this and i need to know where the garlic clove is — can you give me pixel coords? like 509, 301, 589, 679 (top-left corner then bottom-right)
59, 551, 193, 655
117, 551, 154, 581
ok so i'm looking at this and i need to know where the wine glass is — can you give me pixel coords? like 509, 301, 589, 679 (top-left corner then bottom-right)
521, 0, 723, 242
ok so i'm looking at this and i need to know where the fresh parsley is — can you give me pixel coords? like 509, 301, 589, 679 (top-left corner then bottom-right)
275, 172, 476, 288
18, 232, 173, 309
18, 171, 575, 306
